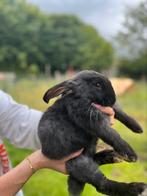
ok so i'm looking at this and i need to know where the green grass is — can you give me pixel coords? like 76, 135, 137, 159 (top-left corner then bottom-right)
2, 79, 147, 196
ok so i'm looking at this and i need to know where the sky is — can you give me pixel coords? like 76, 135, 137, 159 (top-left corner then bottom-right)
28, 0, 143, 40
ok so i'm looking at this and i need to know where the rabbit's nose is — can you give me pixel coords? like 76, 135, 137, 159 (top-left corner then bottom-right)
105, 87, 116, 106
109, 96, 116, 106
103, 93, 116, 106
108, 97, 116, 106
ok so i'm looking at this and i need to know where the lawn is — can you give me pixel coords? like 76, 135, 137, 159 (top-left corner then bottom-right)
1, 79, 147, 196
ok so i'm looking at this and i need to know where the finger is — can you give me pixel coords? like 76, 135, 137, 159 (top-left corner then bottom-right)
58, 165, 67, 174
53, 164, 67, 175
110, 114, 115, 125
63, 148, 84, 162
98, 106, 115, 116
104, 108, 115, 116
96, 105, 115, 125
102, 107, 115, 125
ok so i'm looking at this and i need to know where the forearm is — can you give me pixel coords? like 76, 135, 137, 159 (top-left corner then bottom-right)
0, 149, 83, 196
0, 160, 33, 196
0, 152, 43, 196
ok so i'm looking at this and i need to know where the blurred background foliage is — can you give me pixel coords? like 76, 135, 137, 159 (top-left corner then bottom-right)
115, 0, 147, 79
0, 0, 114, 75
0, 0, 146, 78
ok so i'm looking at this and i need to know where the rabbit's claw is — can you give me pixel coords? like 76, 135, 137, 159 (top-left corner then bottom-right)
116, 142, 137, 162
128, 183, 147, 196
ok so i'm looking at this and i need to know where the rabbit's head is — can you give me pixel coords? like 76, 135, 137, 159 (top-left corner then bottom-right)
44, 70, 116, 107
43, 70, 143, 133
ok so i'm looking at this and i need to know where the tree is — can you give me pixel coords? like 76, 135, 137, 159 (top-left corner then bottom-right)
0, 0, 114, 75
0, 0, 45, 73
116, 1, 147, 78
37, 14, 114, 73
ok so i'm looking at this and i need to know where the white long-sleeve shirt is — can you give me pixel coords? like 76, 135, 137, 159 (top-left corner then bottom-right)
0, 90, 42, 149
0, 90, 43, 196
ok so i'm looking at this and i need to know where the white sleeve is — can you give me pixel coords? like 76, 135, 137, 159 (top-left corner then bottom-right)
0, 90, 43, 150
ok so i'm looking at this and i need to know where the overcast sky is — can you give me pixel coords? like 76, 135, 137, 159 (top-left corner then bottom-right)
28, 0, 143, 40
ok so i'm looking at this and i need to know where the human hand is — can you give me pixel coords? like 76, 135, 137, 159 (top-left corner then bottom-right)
27, 149, 83, 174
45, 149, 83, 174
93, 104, 115, 125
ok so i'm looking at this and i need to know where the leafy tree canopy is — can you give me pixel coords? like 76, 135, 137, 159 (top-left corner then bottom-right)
0, 0, 114, 74
116, 1, 147, 78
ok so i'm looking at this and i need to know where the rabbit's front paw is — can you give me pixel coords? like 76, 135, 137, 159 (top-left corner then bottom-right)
116, 142, 137, 162
128, 183, 147, 196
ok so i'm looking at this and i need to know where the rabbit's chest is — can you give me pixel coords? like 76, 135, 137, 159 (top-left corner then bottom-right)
48, 115, 89, 144
39, 106, 94, 159
43, 115, 91, 158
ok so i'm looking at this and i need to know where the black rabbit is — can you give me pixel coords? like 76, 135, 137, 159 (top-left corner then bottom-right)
38, 70, 147, 196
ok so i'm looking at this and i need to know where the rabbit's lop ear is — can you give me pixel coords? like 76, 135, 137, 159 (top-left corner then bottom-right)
43, 81, 69, 103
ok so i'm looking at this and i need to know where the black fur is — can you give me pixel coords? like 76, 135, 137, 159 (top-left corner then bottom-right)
38, 70, 146, 196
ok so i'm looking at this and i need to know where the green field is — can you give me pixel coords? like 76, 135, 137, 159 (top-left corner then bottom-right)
2, 79, 147, 196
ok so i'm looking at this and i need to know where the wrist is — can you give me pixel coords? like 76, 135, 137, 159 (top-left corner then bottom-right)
26, 158, 36, 173
27, 150, 52, 170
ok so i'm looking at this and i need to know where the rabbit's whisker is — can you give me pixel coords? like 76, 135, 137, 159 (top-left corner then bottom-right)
96, 109, 99, 122
89, 106, 94, 127
87, 104, 92, 113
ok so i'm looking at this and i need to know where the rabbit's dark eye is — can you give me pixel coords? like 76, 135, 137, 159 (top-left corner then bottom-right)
96, 83, 102, 90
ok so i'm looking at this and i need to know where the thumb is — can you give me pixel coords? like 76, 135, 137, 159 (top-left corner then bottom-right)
63, 148, 84, 162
